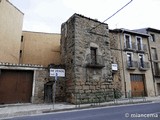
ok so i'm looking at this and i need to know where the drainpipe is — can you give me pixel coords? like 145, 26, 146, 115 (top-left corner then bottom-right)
147, 33, 156, 96
119, 29, 127, 98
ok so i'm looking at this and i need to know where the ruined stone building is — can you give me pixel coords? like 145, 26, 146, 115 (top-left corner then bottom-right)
61, 14, 113, 103
0, 0, 159, 105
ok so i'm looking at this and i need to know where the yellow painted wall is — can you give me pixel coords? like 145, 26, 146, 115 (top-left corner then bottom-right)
0, 0, 23, 63
21, 31, 61, 67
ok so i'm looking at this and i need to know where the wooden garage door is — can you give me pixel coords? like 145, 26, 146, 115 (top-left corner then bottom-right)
0, 70, 33, 104
130, 74, 146, 97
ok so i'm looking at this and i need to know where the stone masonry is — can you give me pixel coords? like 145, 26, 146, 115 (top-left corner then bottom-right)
109, 31, 122, 93
61, 14, 113, 104
32, 66, 66, 103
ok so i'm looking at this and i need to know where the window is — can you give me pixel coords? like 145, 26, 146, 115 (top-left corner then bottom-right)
127, 53, 132, 67
90, 47, 97, 64
21, 36, 23, 42
139, 54, 144, 68
136, 37, 142, 50
151, 48, 158, 60
150, 34, 155, 42
153, 62, 160, 76
124, 34, 132, 49
19, 50, 22, 58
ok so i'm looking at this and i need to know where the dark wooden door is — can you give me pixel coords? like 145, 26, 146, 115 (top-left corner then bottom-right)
44, 82, 53, 103
0, 70, 33, 104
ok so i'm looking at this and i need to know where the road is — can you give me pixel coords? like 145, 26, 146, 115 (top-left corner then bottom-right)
8, 102, 160, 120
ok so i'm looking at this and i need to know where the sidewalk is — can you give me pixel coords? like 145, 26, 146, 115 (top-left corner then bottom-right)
0, 96, 160, 119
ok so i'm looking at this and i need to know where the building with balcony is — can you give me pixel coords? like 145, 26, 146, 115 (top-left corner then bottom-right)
110, 28, 155, 97
134, 28, 160, 95
1, 0, 159, 105
61, 14, 113, 103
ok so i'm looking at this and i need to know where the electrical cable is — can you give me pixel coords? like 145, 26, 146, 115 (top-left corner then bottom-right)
89, 0, 133, 32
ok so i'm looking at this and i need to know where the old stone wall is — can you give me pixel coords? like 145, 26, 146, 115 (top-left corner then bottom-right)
61, 14, 113, 104
32, 69, 47, 103
61, 16, 76, 102
109, 31, 122, 93
32, 68, 66, 103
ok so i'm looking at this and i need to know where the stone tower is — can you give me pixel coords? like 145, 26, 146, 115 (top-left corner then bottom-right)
61, 14, 113, 103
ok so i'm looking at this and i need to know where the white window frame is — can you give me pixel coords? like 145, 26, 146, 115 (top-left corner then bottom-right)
124, 34, 132, 49
138, 53, 145, 61
136, 36, 143, 50
126, 52, 133, 67
138, 53, 145, 68
150, 33, 155, 42
126, 52, 133, 61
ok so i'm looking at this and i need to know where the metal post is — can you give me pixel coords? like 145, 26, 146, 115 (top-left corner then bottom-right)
53, 73, 58, 109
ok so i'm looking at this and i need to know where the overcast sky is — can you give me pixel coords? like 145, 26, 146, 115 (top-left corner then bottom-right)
10, 0, 160, 33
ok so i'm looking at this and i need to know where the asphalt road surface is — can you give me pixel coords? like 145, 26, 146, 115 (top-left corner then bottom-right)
8, 102, 160, 120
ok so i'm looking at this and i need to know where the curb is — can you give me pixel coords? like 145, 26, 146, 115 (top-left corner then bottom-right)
0, 100, 157, 120
43, 100, 152, 113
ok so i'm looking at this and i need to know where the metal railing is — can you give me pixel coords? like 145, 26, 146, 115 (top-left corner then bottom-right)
124, 42, 135, 51
126, 61, 138, 70
86, 54, 105, 68
74, 90, 146, 108
136, 44, 147, 52
139, 62, 150, 70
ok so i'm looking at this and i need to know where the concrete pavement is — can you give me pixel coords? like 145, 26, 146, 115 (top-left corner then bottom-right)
0, 96, 160, 120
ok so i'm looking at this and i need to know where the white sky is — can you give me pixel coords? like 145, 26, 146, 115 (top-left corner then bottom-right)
10, 0, 160, 33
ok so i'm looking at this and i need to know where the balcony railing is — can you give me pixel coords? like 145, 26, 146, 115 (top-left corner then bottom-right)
124, 42, 136, 51
126, 61, 138, 70
136, 44, 147, 53
86, 54, 105, 68
139, 62, 150, 71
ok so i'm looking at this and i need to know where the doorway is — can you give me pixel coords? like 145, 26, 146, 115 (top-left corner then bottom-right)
44, 82, 53, 103
130, 74, 146, 97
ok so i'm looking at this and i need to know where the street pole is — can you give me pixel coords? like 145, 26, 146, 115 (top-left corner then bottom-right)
53, 73, 58, 109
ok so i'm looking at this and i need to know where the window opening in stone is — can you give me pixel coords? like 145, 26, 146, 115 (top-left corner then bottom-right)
90, 47, 97, 64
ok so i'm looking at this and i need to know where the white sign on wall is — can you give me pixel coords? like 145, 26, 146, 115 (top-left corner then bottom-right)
112, 64, 118, 71
50, 69, 65, 77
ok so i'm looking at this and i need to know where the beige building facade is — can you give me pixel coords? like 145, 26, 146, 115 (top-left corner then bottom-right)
110, 29, 155, 97
1, 0, 159, 105
0, 0, 23, 64
21, 31, 61, 67
134, 28, 160, 96
0, 0, 62, 104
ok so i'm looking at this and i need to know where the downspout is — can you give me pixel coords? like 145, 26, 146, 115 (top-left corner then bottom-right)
119, 29, 127, 97
147, 33, 156, 96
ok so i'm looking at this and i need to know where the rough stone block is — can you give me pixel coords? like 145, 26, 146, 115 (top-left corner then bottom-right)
89, 86, 95, 90
75, 86, 82, 90
82, 85, 89, 90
